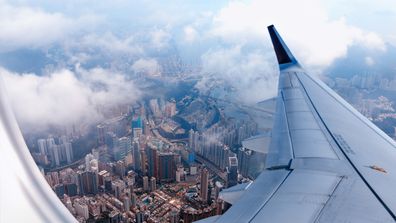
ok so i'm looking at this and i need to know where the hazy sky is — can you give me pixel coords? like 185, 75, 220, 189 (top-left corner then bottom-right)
1, 0, 395, 132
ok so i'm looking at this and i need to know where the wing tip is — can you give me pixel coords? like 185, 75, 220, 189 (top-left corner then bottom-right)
267, 25, 298, 66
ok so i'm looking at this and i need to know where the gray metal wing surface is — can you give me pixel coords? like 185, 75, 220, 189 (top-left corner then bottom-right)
0, 77, 77, 222
205, 25, 396, 223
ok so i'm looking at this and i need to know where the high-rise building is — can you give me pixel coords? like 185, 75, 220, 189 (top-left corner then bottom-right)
150, 177, 156, 191
97, 124, 106, 145
52, 145, 61, 166
59, 135, 68, 145
147, 146, 159, 179
37, 139, 47, 155
140, 150, 147, 175
169, 208, 179, 223
98, 170, 110, 187
114, 136, 131, 161
164, 99, 177, 117
131, 193, 137, 208
104, 176, 112, 192
126, 175, 135, 193
188, 129, 194, 149
176, 167, 184, 182
74, 199, 89, 220
214, 181, 223, 200
394, 127, 396, 138
131, 116, 143, 138
112, 179, 125, 199
46, 137, 55, 151
55, 183, 78, 197
109, 211, 121, 223
158, 153, 176, 182
149, 98, 161, 117
92, 148, 100, 160
135, 210, 145, 223
64, 142, 73, 164
115, 160, 126, 179
143, 176, 149, 192
64, 183, 78, 197
77, 170, 98, 195
123, 196, 131, 212
226, 156, 238, 188
133, 140, 141, 172
237, 147, 252, 178
200, 168, 209, 203
85, 153, 95, 171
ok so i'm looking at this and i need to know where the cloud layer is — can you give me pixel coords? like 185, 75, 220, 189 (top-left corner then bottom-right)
206, 0, 386, 67
0, 2, 99, 52
0, 0, 395, 133
1, 67, 140, 132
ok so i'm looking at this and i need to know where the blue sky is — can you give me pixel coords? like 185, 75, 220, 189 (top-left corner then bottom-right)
1, 0, 396, 131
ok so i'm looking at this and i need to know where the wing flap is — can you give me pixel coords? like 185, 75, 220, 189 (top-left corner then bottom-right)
218, 182, 252, 204
242, 133, 271, 154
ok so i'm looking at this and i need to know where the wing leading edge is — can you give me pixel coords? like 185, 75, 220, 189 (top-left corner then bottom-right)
201, 25, 396, 223
0, 77, 77, 222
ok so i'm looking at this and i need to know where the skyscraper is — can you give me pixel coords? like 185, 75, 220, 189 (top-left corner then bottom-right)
131, 193, 137, 208
85, 153, 95, 171
200, 168, 209, 203
112, 179, 125, 199
147, 146, 158, 178
46, 137, 55, 150
140, 150, 147, 175
142, 176, 149, 192
149, 98, 161, 117
131, 116, 143, 138
52, 145, 61, 166
133, 140, 141, 172
37, 139, 47, 155
226, 157, 238, 188
188, 129, 194, 149
169, 208, 179, 223
158, 153, 176, 182
123, 196, 131, 212
97, 124, 106, 145
135, 210, 145, 223
150, 177, 156, 191
237, 147, 252, 178
164, 99, 177, 117
64, 142, 73, 164
114, 136, 131, 161
115, 160, 126, 179
77, 171, 98, 195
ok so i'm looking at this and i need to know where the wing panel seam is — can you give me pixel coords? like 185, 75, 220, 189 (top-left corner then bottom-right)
248, 170, 293, 223
296, 73, 396, 220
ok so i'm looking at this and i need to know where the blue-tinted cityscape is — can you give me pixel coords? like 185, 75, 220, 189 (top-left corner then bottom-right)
2, 0, 396, 222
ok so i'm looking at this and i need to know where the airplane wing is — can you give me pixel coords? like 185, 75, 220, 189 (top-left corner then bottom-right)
200, 25, 396, 223
0, 78, 77, 222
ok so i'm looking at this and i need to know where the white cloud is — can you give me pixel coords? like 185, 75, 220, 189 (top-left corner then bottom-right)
208, 0, 386, 67
199, 45, 278, 104
0, 2, 99, 51
183, 25, 199, 43
62, 32, 145, 66
150, 28, 171, 49
365, 56, 375, 66
1, 66, 140, 132
131, 58, 160, 76
76, 33, 144, 56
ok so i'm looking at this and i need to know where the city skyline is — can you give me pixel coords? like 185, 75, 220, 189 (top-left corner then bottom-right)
2, 1, 396, 223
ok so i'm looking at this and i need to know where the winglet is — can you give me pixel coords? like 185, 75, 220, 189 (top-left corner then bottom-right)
267, 25, 299, 66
